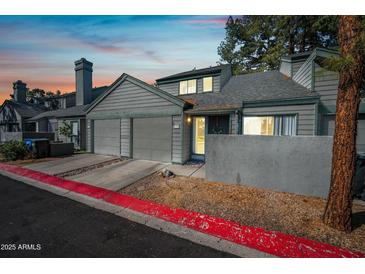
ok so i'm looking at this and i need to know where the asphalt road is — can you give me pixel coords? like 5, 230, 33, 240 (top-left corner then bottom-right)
0, 174, 235, 258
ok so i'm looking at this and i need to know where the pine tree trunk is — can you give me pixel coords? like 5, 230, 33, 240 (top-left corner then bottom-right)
323, 16, 364, 232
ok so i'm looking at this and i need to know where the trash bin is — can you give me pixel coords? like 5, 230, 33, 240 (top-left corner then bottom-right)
24, 138, 50, 158
353, 152, 365, 200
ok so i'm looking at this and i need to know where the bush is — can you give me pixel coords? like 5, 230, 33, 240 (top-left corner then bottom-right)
0, 140, 29, 161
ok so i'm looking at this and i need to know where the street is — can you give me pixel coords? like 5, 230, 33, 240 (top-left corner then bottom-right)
0, 174, 234, 258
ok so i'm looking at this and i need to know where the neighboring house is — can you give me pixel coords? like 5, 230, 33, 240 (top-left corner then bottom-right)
28, 58, 108, 150
0, 81, 46, 142
85, 47, 365, 163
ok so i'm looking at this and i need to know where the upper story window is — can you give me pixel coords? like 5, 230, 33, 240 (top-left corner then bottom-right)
203, 76, 213, 92
179, 79, 196, 95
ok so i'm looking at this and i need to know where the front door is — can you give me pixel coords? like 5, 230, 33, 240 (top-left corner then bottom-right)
193, 117, 205, 157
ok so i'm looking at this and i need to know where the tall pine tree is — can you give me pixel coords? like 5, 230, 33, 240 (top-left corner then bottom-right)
218, 16, 338, 74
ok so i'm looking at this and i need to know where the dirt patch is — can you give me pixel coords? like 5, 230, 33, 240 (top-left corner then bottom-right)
121, 173, 365, 253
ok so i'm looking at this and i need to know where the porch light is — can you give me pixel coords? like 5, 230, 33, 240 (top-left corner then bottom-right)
187, 117, 192, 123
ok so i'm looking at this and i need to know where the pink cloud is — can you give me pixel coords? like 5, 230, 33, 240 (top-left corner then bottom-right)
184, 18, 227, 25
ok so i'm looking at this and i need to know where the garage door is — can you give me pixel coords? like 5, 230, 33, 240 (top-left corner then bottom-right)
321, 114, 365, 152
94, 119, 120, 156
133, 117, 172, 162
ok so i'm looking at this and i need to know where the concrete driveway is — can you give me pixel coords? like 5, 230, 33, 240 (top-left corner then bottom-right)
24, 154, 118, 176
67, 159, 168, 191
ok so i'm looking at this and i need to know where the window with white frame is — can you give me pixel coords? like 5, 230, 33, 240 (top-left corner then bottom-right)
179, 79, 196, 95
203, 76, 213, 92
243, 115, 297, 136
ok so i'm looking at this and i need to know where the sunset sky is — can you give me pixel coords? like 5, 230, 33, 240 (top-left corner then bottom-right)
0, 15, 227, 104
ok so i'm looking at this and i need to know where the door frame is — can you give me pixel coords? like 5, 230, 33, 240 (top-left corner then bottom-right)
191, 116, 206, 161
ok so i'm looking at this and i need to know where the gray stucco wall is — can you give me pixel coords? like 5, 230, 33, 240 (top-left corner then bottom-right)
243, 103, 316, 136
206, 135, 333, 198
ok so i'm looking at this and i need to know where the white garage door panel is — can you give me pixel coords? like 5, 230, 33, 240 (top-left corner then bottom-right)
133, 117, 171, 162
94, 119, 120, 156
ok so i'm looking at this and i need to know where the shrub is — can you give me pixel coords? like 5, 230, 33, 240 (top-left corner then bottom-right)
0, 140, 29, 161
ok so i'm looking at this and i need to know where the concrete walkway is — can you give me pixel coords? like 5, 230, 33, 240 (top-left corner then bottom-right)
24, 154, 118, 175
67, 159, 168, 191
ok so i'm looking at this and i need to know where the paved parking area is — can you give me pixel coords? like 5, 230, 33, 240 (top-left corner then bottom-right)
0, 174, 233, 258
24, 154, 118, 175
67, 159, 168, 191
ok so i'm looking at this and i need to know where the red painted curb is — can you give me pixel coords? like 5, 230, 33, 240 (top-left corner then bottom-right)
1, 163, 364, 258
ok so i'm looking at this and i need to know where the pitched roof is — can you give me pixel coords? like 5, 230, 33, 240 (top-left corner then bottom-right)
44, 86, 108, 100
180, 71, 319, 112
1, 100, 47, 118
27, 86, 109, 121
86, 73, 187, 113
28, 104, 89, 121
156, 65, 228, 83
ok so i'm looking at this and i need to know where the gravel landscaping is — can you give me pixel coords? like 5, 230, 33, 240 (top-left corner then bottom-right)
120, 173, 365, 253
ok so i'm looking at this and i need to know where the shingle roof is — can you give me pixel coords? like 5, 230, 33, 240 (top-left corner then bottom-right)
180, 71, 319, 112
5, 100, 47, 118
28, 104, 89, 121
27, 86, 109, 121
44, 86, 108, 100
156, 65, 225, 83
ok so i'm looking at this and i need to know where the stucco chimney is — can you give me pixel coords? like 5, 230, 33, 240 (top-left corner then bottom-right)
74, 58, 93, 105
13, 80, 27, 103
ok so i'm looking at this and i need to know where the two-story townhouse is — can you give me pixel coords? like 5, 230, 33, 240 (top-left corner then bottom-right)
85, 47, 364, 163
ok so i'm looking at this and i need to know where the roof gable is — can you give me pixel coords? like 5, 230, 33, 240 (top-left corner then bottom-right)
86, 73, 186, 113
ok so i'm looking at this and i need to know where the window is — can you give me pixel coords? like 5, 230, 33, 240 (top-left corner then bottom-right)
244, 116, 274, 135
71, 121, 78, 136
203, 77, 213, 92
243, 115, 296, 136
179, 79, 196, 95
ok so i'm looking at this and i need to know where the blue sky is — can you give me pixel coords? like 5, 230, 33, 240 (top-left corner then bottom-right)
0, 15, 228, 103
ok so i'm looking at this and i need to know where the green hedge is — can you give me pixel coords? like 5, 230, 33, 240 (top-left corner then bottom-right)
0, 140, 29, 161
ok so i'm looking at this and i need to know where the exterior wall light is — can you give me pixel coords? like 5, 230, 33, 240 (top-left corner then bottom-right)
187, 117, 192, 123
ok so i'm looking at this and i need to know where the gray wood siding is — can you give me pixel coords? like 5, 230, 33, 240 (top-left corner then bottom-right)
314, 63, 339, 109
158, 82, 179, 96
172, 115, 182, 163
182, 114, 191, 163
158, 75, 221, 96
230, 113, 239, 134
321, 114, 365, 152
86, 119, 93, 152
292, 60, 307, 76
292, 58, 313, 90
120, 118, 131, 157
90, 80, 177, 115
243, 104, 316, 136
212, 76, 220, 93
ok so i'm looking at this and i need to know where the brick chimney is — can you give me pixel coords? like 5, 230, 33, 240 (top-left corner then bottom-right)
74, 58, 93, 105
13, 80, 27, 103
